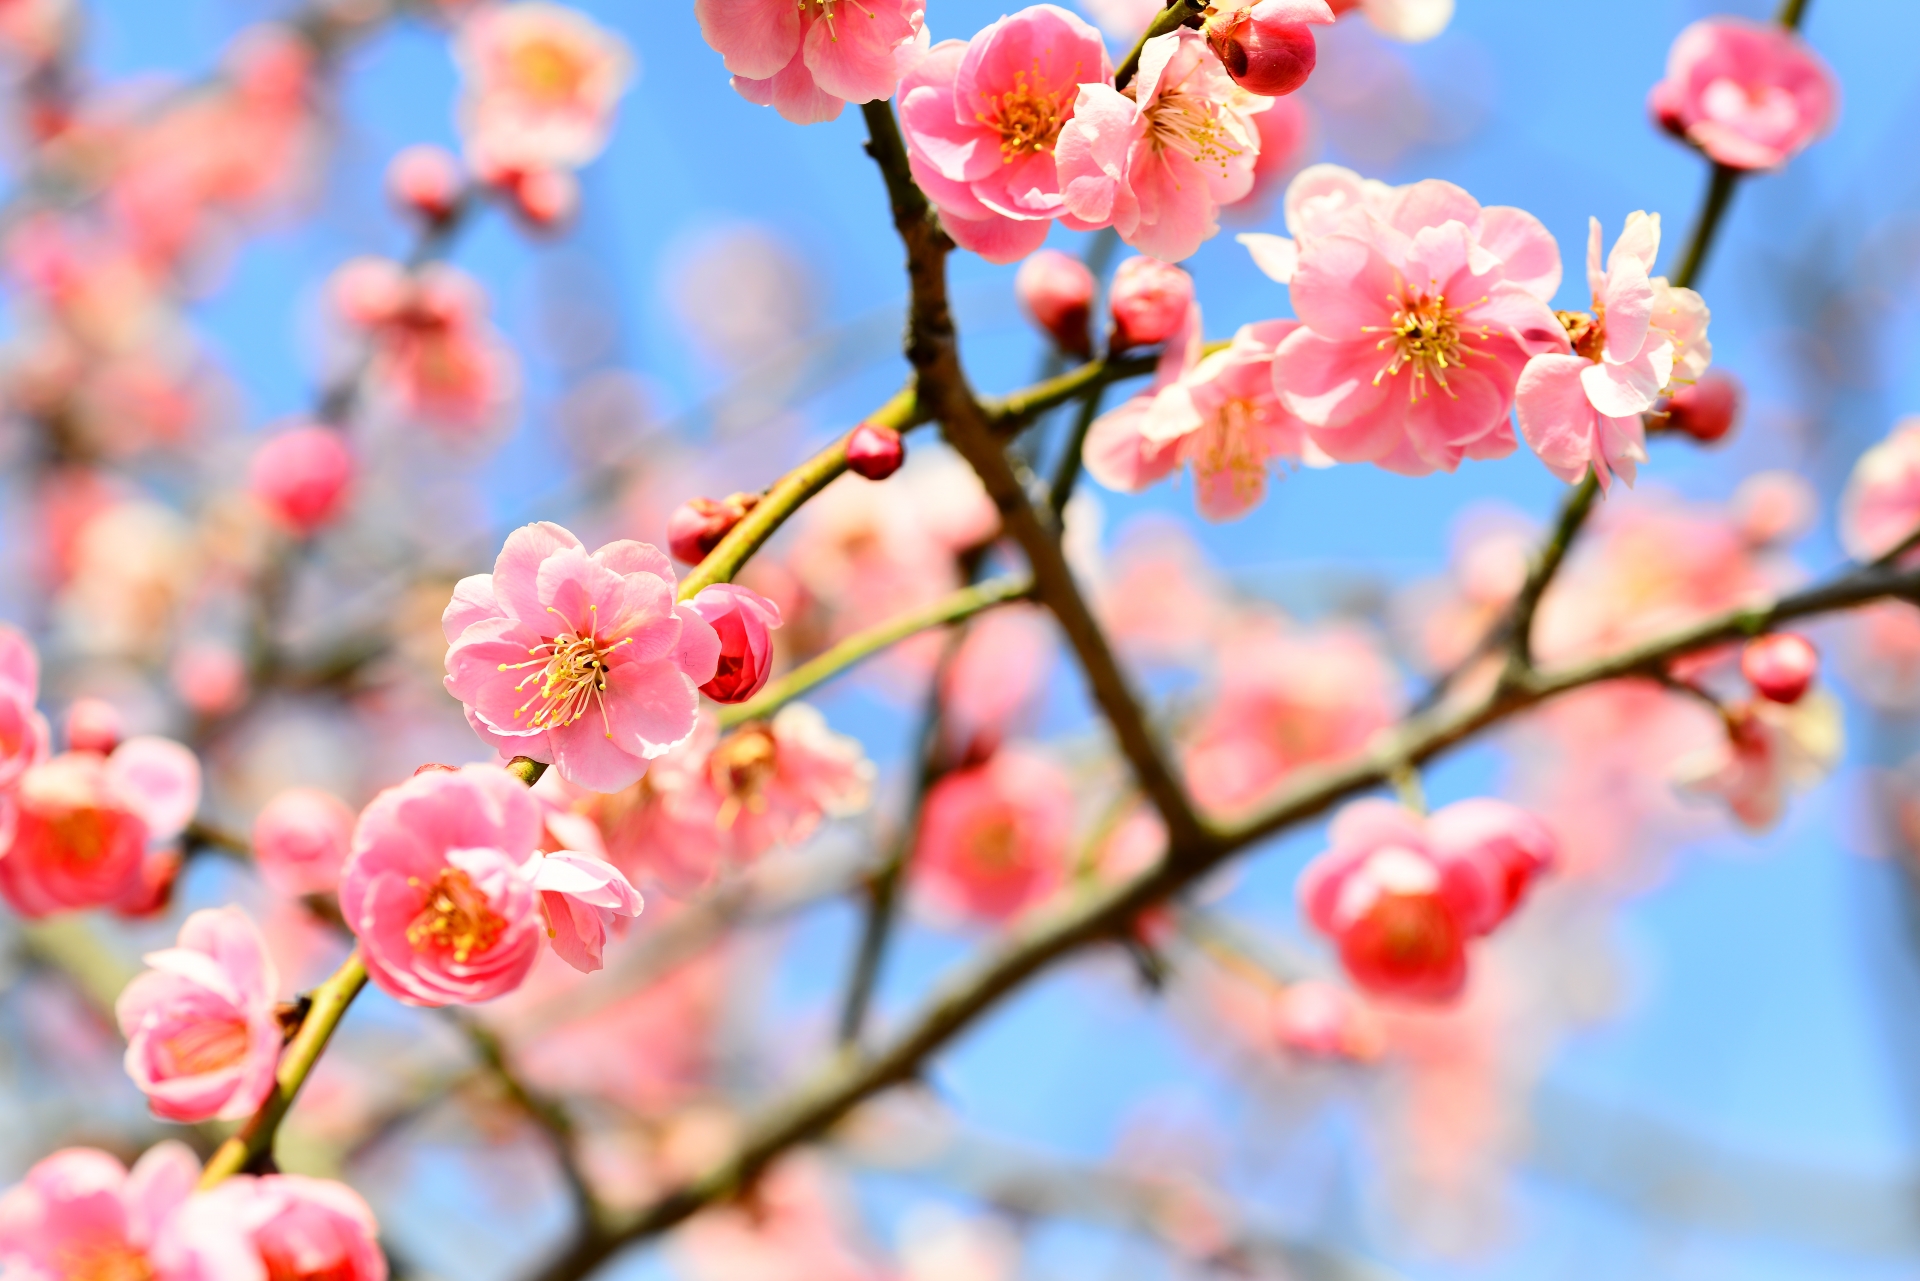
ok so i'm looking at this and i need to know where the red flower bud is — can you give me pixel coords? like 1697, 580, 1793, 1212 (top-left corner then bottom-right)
387, 145, 464, 224
1662, 370, 1742, 444
64, 698, 122, 755
668, 492, 759, 565
687, 584, 784, 704
249, 425, 355, 537
1109, 256, 1194, 351
1014, 249, 1095, 358
1741, 633, 1818, 704
846, 422, 906, 481
507, 167, 580, 231
1205, 0, 1329, 98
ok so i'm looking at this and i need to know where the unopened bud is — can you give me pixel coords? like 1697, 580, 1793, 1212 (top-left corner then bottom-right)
1661, 371, 1742, 444
388, 145, 464, 223
65, 698, 122, 755
1205, 0, 1332, 98
1741, 633, 1818, 704
249, 425, 355, 537
1109, 256, 1194, 351
687, 584, 783, 704
507, 167, 579, 231
846, 422, 906, 481
1015, 249, 1095, 358
668, 493, 759, 565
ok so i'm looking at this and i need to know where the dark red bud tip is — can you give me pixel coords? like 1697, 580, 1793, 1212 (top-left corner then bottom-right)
1206, 9, 1318, 97
1742, 633, 1818, 704
846, 422, 906, 481
668, 492, 760, 564
1662, 371, 1742, 445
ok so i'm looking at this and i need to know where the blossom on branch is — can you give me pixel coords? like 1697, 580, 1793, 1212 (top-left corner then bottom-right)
456, 1, 633, 173
157, 1173, 387, 1281
1648, 16, 1838, 171
696, 0, 928, 126
913, 747, 1075, 926
0, 1143, 200, 1281
1841, 418, 1920, 562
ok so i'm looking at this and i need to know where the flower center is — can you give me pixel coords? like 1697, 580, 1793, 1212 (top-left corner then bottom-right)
56, 1245, 154, 1281
156, 1014, 252, 1077
802, 0, 871, 41
978, 66, 1077, 163
710, 725, 778, 829
261, 1241, 358, 1281
1365, 290, 1481, 399
1146, 89, 1240, 176
49, 807, 121, 868
1193, 398, 1269, 504
967, 814, 1022, 873
1557, 308, 1605, 362
407, 867, 507, 963
498, 607, 631, 736
511, 38, 587, 102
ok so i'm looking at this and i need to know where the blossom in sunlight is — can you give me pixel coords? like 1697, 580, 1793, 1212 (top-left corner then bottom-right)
594, 705, 874, 893
687, 584, 783, 704
1516, 213, 1711, 491
247, 424, 355, 537
696, 0, 928, 126
1085, 318, 1312, 520
1674, 693, 1842, 832
456, 2, 634, 173
897, 5, 1113, 263
331, 258, 519, 435
1741, 633, 1818, 705
913, 747, 1075, 925
339, 764, 643, 1005
1015, 248, 1096, 357
1250, 165, 1568, 474
1226, 93, 1314, 216
115, 907, 282, 1124
0, 1143, 200, 1281
1108, 255, 1194, 351
1329, 0, 1453, 43
442, 522, 720, 792
1183, 612, 1399, 817
1202, 0, 1334, 98
252, 787, 357, 898
1840, 418, 1920, 562
1298, 798, 1556, 1002
1057, 28, 1275, 262
1648, 17, 1838, 171
159, 1174, 387, 1281
0, 736, 201, 919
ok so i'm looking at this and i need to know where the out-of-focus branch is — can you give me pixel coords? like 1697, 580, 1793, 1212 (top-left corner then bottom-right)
718, 574, 1032, 730
1500, 470, 1600, 684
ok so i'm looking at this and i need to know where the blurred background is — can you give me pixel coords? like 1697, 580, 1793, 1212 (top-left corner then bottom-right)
4, 1, 1920, 1279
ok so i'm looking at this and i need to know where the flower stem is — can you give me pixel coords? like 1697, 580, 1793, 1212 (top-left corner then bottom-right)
1115, 0, 1207, 91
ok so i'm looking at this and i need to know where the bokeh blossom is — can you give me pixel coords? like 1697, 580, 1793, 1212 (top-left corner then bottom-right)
456, 2, 634, 174
159, 1173, 387, 1281
1841, 418, 1920, 561
696, 0, 928, 126
913, 747, 1075, 925
1649, 17, 1838, 171
0, 1143, 200, 1281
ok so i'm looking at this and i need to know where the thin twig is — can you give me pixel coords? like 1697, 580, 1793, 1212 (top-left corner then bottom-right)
1114, 0, 1207, 91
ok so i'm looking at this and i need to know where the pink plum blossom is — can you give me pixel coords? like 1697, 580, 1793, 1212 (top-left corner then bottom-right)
1250, 165, 1569, 474
1674, 693, 1842, 832
115, 906, 282, 1124
456, 2, 633, 173
677, 1158, 889, 1281
696, 0, 928, 127
0, 624, 51, 798
157, 1173, 386, 1281
0, 1142, 200, 1281
252, 787, 357, 898
1056, 28, 1274, 262
1841, 418, 1920, 561
1107, 255, 1194, 350
898, 5, 1113, 263
912, 747, 1075, 925
1085, 318, 1312, 519
1015, 249, 1095, 357
686, 584, 782, 705
247, 424, 354, 537
338, 764, 643, 1005
940, 604, 1055, 764
443, 522, 720, 792
331, 258, 519, 436
1516, 213, 1711, 491
1648, 17, 1838, 171
1226, 93, 1314, 217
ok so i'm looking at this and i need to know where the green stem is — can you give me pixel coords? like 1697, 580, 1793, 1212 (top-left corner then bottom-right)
1504, 471, 1600, 677
199, 951, 369, 1187
717, 575, 1033, 731
1668, 163, 1740, 291
1776, 0, 1811, 30
1046, 383, 1107, 520
1114, 1, 1206, 91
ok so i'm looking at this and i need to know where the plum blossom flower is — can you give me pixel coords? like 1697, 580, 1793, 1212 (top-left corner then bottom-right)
456, 2, 633, 173
696, 0, 928, 126
1057, 28, 1276, 262
443, 522, 720, 793
0, 1142, 200, 1281
1085, 318, 1313, 519
0, 625, 51, 804
157, 1174, 386, 1281
0, 736, 201, 919
686, 584, 782, 704
1674, 693, 1841, 832
331, 258, 520, 436
115, 906, 282, 1124
913, 747, 1075, 925
1225, 93, 1313, 217
338, 764, 643, 1005
1516, 213, 1711, 491
898, 5, 1113, 263
1249, 165, 1569, 474
1648, 17, 1838, 171
252, 787, 357, 898
1297, 798, 1556, 1002
1108, 255, 1194, 350
1841, 418, 1920, 562
593, 705, 874, 893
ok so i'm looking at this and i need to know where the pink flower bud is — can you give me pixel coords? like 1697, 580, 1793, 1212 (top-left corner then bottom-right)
845, 421, 906, 480
253, 787, 357, 898
1647, 17, 1838, 171
388, 144, 464, 223
1662, 371, 1742, 444
249, 425, 355, 536
1205, 0, 1333, 98
668, 492, 760, 565
1015, 249, 1095, 358
1272, 980, 1384, 1061
1742, 633, 1818, 704
171, 644, 249, 716
65, 696, 122, 754
686, 584, 783, 704
330, 256, 408, 329
1109, 256, 1194, 351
